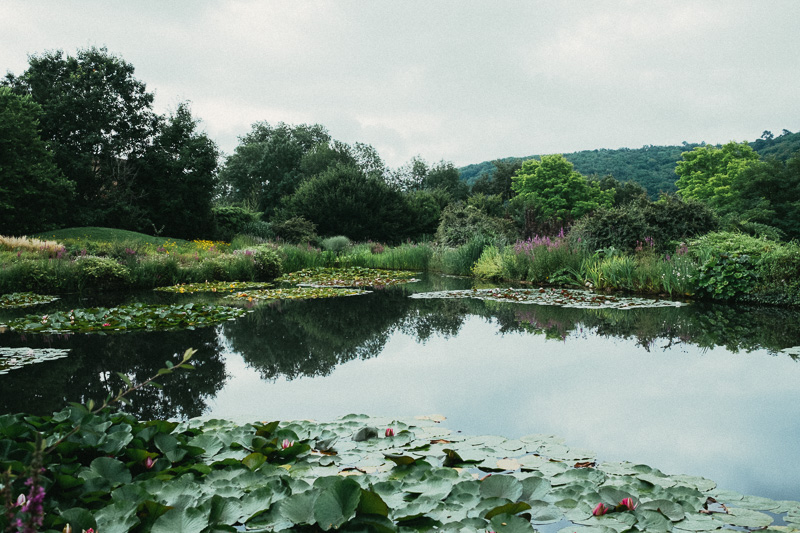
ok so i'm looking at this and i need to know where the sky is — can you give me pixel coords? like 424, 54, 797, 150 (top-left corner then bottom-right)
2, 1, 799, 168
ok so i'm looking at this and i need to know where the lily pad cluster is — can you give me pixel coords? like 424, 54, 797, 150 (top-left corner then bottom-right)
278, 267, 419, 288
154, 281, 274, 293
2, 411, 797, 532
225, 286, 370, 303
0, 292, 59, 309
6, 303, 247, 334
411, 288, 686, 310
0, 347, 71, 374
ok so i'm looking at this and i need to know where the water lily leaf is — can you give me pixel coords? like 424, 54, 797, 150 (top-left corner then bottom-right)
60, 507, 98, 532
353, 426, 379, 442
489, 512, 536, 532
670, 474, 716, 493
93, 500, 141, 533
673, 515, 719, 531
634, 509, 673, 531
735, 494, 780, 510
550, 467, 605, 486
358, 488, 390, 517
497, 458, 522, 470
82, 456, 132, 490
279, 490, 319, 526
151, 506, 211, 533
208, 495, 244, 527
243, 452, 267, 471
480, 474, 523, 501
527, 500, 562, 524
713, 507, 773, 528
313, 477, 362, 530
521, 476, 551, 501
484, 501, 533, 520
638, 499, 685, 521
557, 527, 617, 533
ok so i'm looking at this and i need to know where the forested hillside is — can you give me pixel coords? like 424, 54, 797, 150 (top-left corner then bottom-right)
460, 130, 800, 198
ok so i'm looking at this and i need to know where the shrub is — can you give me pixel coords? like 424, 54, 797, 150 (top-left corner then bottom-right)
239, 220, 273, 240
76, 256, 131, 291
272, 216, 319, 244
435, 204, 516, 246
691, 253, 756, 300
212, 205, 260, 241
321, 235, 351, 254
253, 245, 283, 280
472, 246, 504, 280
437, 235, 491, 276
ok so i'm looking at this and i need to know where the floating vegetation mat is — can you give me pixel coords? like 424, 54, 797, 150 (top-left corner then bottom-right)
278, 267, 419, 288
0, 347, 70, 374
154, 281, 274, 293
0, 292, 59, 309
411, 287, 686, 310
6, 303, 247, 334
3, 412, 797, 532
225, 286, 369, 303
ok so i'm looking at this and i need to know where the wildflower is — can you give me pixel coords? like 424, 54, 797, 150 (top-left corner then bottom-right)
592, 502, 609, 516
281, 439, 293, 449
103, 323, 111, 327
385, 428, 395, 437
41, 315, 49, 323
144, 456, 155, 469
620, 497, 637, 511
15, 493, 26, 506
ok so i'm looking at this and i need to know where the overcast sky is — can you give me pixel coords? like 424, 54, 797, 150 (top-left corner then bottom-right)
2, 1, 798, 168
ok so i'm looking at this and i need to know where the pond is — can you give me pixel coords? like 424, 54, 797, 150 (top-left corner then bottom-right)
2, 274, 800, 503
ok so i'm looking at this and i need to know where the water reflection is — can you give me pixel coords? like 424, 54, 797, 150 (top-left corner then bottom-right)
2, 275, 800, 501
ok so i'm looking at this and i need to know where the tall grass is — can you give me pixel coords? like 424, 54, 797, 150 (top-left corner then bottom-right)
498, 234, 587, 284
432, 235, 491, 276
342, 242, 434, 271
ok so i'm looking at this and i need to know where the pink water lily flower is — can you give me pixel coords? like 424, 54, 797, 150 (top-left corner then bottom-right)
385, 428, 395, 437
103, 323, 111, 327
592, 502, 609, 516
144, 457, 155, 469
281, 438, 293, 449
620, 497, 637, 511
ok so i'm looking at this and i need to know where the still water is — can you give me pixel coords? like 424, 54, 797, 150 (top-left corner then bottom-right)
2, 274, 800, 501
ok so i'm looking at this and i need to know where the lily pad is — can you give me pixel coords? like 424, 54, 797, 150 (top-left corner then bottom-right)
155, 281, 274, 293
7, 303, 247, 333
0, 347, 71, 374
225, 286, 369, 302
410, 287, 685, 309
0, 291, 59, 308
278, 267, 419, 288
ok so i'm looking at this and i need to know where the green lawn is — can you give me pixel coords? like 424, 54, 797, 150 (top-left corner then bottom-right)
33, 226, 190, 246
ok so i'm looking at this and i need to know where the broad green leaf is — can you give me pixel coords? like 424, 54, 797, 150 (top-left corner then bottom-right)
489, 512, 536, 532
713, 507, 773, 528
151, 506, 211, 533
279, 490, 319, 526
93, 500, 140, 533
639, 499, 685, 521
480, 475, 523, 501
60, 507, 97, 532
313, 477, 362, 530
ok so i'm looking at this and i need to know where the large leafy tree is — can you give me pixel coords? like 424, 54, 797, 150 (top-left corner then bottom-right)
280, 163, 411, 242
0, 88, 74, 235
675, 141, 760, 211
134, 103, 220, 238
217, 122, 331, 216
511, 154, 613, 222
3, 47, 159, 226
728, 152, 800, 239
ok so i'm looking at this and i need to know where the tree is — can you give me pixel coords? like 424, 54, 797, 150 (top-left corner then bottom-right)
675, 141, 760, 211
3, 47, 159, 226
510, 154, 614, 222
471, 159, 521, 201
0, 87, 74, 235
134, 103, 220, 238
216, 122, 331, 216
279, 163, 411, 242
728, 152, 800, 239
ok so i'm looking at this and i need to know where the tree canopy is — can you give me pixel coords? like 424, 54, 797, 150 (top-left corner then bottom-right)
675, 141, 760, 211
511, 154, 614, 222
3, 46, 159, 226
0, 87, 74, 235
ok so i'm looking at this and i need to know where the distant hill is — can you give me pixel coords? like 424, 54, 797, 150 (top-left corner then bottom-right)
460, 130, 800, 199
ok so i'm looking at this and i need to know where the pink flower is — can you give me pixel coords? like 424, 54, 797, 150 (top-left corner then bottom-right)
15, 493, 26, 507
144, 457, 155, 469
385, 428, 395, 437
592, 502, 609, 516
620, 497, 637, 511
103, 323, 111, 327
281, 439, 293, 449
